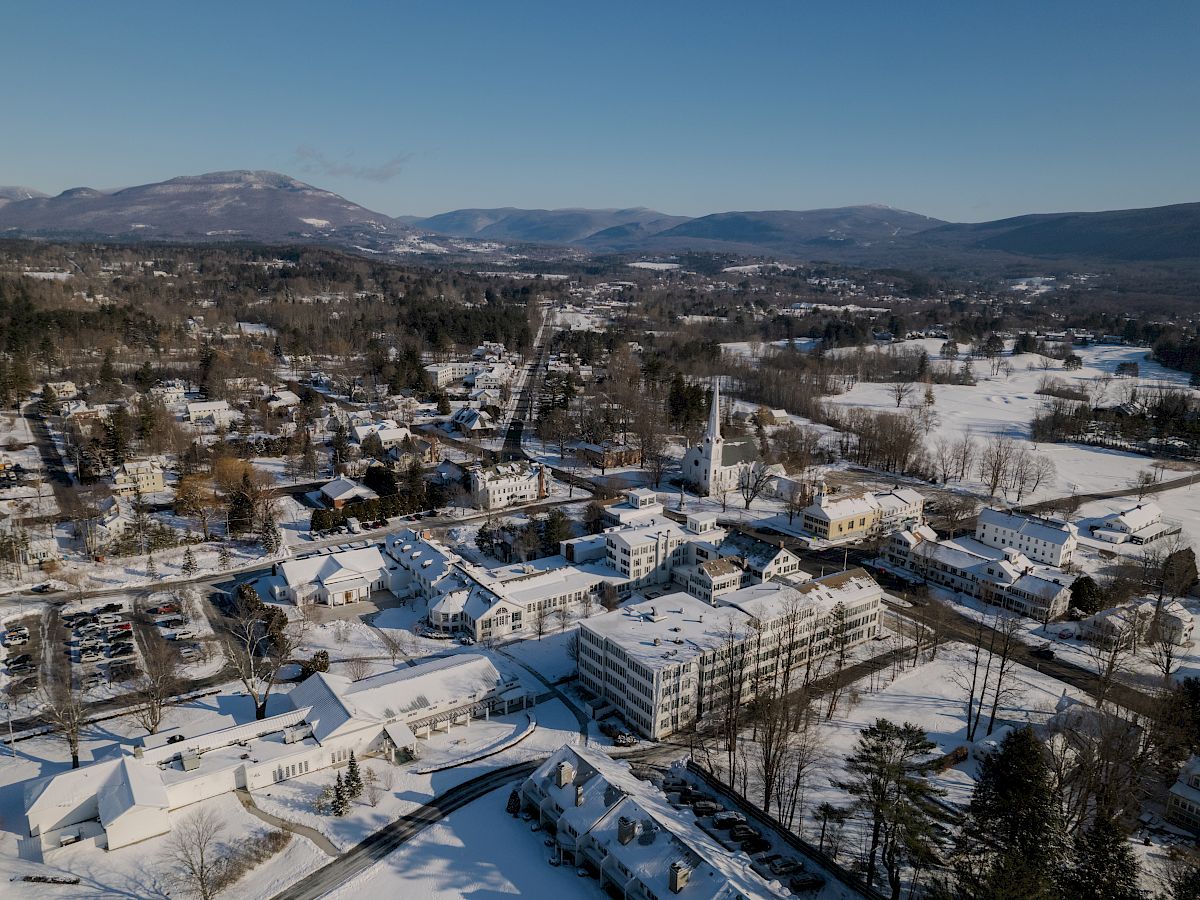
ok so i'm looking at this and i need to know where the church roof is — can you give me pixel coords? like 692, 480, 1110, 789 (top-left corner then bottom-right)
720, 438, 759, 467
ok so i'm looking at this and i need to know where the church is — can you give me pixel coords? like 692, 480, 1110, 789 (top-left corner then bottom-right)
682, 380, 760, 496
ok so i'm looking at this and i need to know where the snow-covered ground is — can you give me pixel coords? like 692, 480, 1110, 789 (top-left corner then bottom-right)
826, 342, 1194, 504
325, 785, 599, 899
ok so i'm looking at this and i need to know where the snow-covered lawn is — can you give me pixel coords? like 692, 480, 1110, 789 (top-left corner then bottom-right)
325, 785, 600, 899
825, 342, 1194, 504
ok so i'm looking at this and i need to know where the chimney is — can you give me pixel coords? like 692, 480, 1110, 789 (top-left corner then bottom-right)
556, 760, 575, 788
670, 861, 691, 893
618, 816, 638, 845
575, 784, 585, 807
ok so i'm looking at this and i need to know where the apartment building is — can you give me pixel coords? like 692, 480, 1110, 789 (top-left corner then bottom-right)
975, 508, 1078, 567
801, 481, 925, 542
470, 461, 547, 510
578, 571, 883, 740
111, 459, 166, 497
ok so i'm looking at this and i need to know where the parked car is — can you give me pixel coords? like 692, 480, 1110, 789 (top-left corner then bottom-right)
712, 811, 746, 829
740, 836, 771, 854
110, 645, 135, 658
7, 663, 35, 676
179, 646, 199, 659
1032, 646, 1055, 661
82, 674, 105, 689
692, 800, 721, 817
150, 604, 179, 616
107, 623, 133, 634
170, 630, 196, 641
156, 617, 186, 629
6, 653, 32, 666
98, 613, 123, 625
4, 633, 29, 646
14, 676, 38, 694
100, 603, 122, 613
80, 650, 103, 663
730, 824, 761, 841
30, 582, 53, 593
789, 872, 826, 893
614, 733, 637, 747
769, 859, 803, 876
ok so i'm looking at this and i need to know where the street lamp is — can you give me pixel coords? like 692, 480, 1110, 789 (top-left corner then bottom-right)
0, 701, 14, 758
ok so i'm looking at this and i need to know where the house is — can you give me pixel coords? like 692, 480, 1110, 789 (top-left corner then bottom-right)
470, 461, 546, 510
520, 746, 780, 898
320, 476, 378, 510
451, 406, 494, 435
1090, 502, 1179, 545
268, 546, 393, 605
681, 380, 759, 496
24, 656, 530, 859
186, 400, 235, 428
975, 508, 1078, 567
425, 361, 479, 389
1080, 596, 1194, 648
352, 419, 411, 450
93, 496, 136, 546
801, 481, 925, 543
684, 557, 750, 603
22, 537, 60, 566
572, 440, 641, 471
1166, 755, 1200, 834
473, 362, 513, 390
883, 525, 1073, 620
578, 572, 882, 740
111, 459, 166, 498
266, 389, 301, 412
44, 380, 78, 399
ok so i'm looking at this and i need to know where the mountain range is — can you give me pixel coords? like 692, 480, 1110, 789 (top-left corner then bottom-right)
1, 170, 1197, 266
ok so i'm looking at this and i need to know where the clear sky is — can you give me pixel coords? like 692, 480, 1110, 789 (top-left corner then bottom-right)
2, 1, 1197, 222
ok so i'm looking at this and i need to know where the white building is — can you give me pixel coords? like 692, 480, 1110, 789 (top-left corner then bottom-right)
1090, 502, 1179, 545
520, 746, 782, 898
451, 406, 494, 434
352, 419, 411, 450
185, 399, 235, 428
975, 508, 1078, 567
320, 476, 379, 510
470, 461, 547, 510
111, 459, 166, 497
884, 524, 1073, 620
578, 572, 883, 740
1167, 755, 1200, 834
45, 380, 78, 399
267, 546, 394, 606
681, 380, 758, 497
425, 361, 479, 389
600, 487, 664, 527
23, 656, 529, 858
1080, 596, 1194, 648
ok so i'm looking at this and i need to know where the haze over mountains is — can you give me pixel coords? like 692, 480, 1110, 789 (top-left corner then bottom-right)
1, 169, 1197, 266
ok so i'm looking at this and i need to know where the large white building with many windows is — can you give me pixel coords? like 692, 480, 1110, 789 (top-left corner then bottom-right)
577, 570, 883, 739
470, 461, 547, 509
975, 508, 1078, 567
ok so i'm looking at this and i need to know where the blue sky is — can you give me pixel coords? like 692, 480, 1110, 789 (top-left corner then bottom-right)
3, 1, 1197, 221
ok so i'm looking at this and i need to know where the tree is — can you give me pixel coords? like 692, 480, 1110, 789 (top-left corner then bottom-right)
1059, 814, 1144, 900
599, 582, 620, 611
38, 682, 86, 768
344, 656, 372, 681
955, 726, 1064, 899
839, 718, 941, 896
217, 544, 233, 570
374, 630, 409, 665
128, 637, 182, 735
506, 789, 521, 817
1070, 575, 1106, 615
738, 462, 772, 510
332, 772, 349, 816
145, 553, 158, 580
889, 381, 915, 408
344, 751, 363, 799
259, 519, 281, 554
543, 508, 572, 550
300, 649, 330, 678
160, 808, 229, 900
583, 500, 606, 535
223, 585, 295, 720
181, 546, 198, 576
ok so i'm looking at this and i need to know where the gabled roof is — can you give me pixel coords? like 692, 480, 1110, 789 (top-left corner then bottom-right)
98, 757, 169, 825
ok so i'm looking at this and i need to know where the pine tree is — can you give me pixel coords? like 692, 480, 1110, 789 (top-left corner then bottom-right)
181, 546, 198, 576
332, 772, 349, 816
259, 520, 280, 554
956, 726, 1064, 899
1059, 814, 1144, 900
145, 554, 158, 579
217, 544, 232, 570
344, 751, 363, 799
506, 789, 521, 817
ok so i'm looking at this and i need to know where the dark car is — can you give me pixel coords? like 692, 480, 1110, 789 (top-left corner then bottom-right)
6, 653, 32, 666
110, 645, 135, 657
790, 872, 826, 893
1032, 646, 1055, 661
770, 859, 803, 876
740, 836, 771, 854
730, 824, 761, 841
692, 800, 720, 817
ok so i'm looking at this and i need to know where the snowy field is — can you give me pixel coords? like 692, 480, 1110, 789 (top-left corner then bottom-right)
825, 342, 1194, 503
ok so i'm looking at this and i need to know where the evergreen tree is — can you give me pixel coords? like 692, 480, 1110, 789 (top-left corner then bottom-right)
259, 520, 280, 554
98, 350, 118, 392
506, 789, 521, 817
956, 727, 1064, 899
436, 392, 451, 415
181, 546, 198, 576
1059, 815, 1144, 900
38, 384, 58, 417
1069, 575, 1106, 615
542, 508, 572, 552
134, 360, 156, 392
344, 751, 363, 799
145, 554, 158, 579
227, 472, 256, 535
217, 544, 232, 570
332, 772, 349, 816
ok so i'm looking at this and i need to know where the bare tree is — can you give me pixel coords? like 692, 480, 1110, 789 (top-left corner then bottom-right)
889, 381, 915, 408
343, 656, 372, 681
1129, 469, 1157, 501
128, 636, 182, 735
38, 681, 86, 768
160, 807, 229, 900
784, 482, 809, 525
222, 588, 295, 720
532, 604, 551, 640
1084, 633, 1132, 709
1149, 631, 1181, 688
982, 615, 1024, 735
940, 494, 978, 537
373, 629, 409, 665
978, 436, 1015, 497
553, 605, 571, 633
738, 462, 773, 510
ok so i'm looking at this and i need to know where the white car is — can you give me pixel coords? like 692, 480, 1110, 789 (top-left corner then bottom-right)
170, 630, 196, 641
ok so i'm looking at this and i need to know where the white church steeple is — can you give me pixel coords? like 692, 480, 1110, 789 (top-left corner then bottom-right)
705, 378, 722, 445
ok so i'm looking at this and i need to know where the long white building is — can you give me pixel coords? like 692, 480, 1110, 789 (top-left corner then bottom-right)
975, 507, 1078, 567
577, 571, 883, 740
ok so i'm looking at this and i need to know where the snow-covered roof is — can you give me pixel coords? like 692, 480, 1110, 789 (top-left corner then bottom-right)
320, 476, 378, 503
98, 757, 169, 826
1105, 502, 1163, 533
977, 508, 1077, 546
26, 759, 122, 830
278, 546, 388, 590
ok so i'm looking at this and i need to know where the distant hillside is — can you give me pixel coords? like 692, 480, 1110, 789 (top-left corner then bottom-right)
411, 207, 690, 245
0, 186, 48, 208
0, 171, 414, 247
914, 202, 1200, 261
